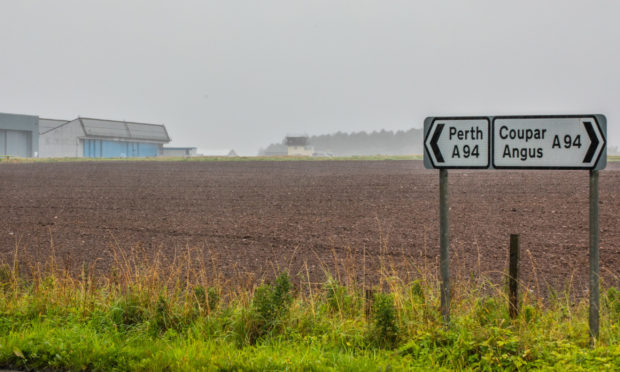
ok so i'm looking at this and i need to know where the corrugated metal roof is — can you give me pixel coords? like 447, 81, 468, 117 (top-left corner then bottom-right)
80, 118, 170, 142
39, 118, 70, 134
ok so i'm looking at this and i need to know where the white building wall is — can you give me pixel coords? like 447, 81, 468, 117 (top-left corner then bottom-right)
162, 148, 197, 157
39, 119, 85, 158
287, 145, 314, 156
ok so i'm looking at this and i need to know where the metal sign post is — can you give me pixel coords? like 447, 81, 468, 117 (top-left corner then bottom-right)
439, 169, 449, 326
424, 114, 606, 335
589, 170, 599, 342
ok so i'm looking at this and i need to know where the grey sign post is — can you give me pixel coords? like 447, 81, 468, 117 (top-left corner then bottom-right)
590, 168, 599, 342
424, 115, 606, 336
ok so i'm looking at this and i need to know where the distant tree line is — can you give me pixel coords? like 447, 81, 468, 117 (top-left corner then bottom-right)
260, 128, 423, 156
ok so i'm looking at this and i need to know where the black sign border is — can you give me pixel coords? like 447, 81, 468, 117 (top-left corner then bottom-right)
425, 117, 491, 169
491, 115, 606, 170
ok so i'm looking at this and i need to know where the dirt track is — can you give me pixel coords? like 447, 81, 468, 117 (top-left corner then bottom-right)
0, 160, 618, 294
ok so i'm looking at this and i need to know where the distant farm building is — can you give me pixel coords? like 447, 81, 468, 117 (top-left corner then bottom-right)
0, 112, 39, 157
39, 117, 171, 158
285, 136, 313, 156
162, 147, 198, 157
198, 149, 238, 157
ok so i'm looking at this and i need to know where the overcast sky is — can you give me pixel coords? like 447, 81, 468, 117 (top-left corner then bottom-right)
1, 1, 619, 155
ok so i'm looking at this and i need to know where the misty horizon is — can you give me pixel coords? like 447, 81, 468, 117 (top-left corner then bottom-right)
1, 1, 619, 155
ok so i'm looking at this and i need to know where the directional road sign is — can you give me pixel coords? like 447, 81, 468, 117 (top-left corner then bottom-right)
492, 115, 606, 170
424, 115, 606, 170
424, 117, 490, 169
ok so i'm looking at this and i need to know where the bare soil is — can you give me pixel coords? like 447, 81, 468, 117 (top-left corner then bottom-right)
0, 160, 618, 295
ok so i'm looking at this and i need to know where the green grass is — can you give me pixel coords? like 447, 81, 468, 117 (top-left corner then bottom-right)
0, 247, 618, 371
607, 155, 620, 162
0, 154, 422, 164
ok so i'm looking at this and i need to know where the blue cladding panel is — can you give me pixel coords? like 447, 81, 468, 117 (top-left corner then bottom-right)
84, 139, 99, 157
138, 143, 158, 157
83, 140, 159, 158
101, 141, 129, 158
0, 131, 5, 155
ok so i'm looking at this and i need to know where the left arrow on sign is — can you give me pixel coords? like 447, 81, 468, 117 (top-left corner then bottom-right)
430, 123, 445, 163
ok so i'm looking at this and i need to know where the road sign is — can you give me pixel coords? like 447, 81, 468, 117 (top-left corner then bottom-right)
424, 117, 490, 169
493, 115, 606, 170
423, 114, 607, 338
423, 115, 607, 170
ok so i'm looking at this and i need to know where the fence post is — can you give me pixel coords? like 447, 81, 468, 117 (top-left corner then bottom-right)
365, 288, 374, 319
508, 234, 520, 319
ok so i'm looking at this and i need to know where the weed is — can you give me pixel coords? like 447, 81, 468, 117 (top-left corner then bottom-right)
109, 291, 147, 330
193, 286, 206, 307
523, 304, 537, 324
369, 292, 400, 349
409, 280, 425, 303
194, 285, 220, 314
605, 287, 619, 323
0, 264, 11, 290
473, 297, 505, 327
207, 287, 220, 313
150, 294, 177, 335
324, 278, 359, 317
243, 272, 293, 344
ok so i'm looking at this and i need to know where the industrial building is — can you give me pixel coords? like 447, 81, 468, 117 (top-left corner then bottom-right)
39, 117, 170, 158
0, 112, 39, 157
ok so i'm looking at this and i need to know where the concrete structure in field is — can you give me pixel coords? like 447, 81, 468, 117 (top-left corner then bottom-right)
285, 136, 313, 156
162, 147, 198, 157
0, 112, 39, 157
39, 117, 171, 158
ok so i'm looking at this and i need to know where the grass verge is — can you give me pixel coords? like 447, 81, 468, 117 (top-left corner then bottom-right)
0, 251, 618, 371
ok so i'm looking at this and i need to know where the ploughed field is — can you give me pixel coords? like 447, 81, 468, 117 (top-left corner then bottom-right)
0, 160, 618, 294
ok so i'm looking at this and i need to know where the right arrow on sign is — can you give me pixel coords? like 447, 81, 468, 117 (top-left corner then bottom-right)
583, 121, 599, 164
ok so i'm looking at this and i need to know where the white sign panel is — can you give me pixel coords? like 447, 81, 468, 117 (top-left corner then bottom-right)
493, 116, 606, 169
424, 118, 490, 169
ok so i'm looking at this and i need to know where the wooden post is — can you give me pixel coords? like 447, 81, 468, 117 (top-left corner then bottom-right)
508, 234, 520, 319
365, 288, 374, 319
